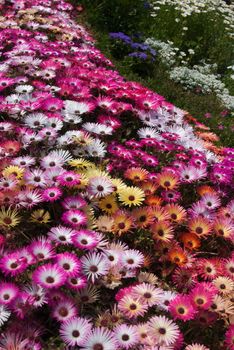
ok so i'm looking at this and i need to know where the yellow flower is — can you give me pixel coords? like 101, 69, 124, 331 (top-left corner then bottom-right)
30, 209, 51, 224
118, 186, 145, 207
69, 158, 95, 170
111, 178, 127, 192
99, 195, 119, 214
73, 133, 94, 146
0, 207, 21, 227
85, 168, 111, 180
2, 166, 25, 179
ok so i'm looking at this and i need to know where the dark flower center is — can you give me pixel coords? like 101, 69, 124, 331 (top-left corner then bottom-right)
63, 263, 70, 270
143, 292, 152, 299
196, 298, 204, 305
90, 265, 98, 272
129, 303, 137, 310
81, 239, 88, 245
59, 307, 68, 317
46, 276, 55, 284
122, 334, 129, 341
10, 262, 18, 269
93, 344, 104, 350
127, 259, 134, 264
178, 307, 185, 314
159, 328, 166, 335
195, 227, 203, 234
72, 330, 80, 338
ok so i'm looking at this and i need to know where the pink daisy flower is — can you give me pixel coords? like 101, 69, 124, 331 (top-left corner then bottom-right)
55, 252, 81, 277
57, 171, 81, 187
66, 275, 88, 291
148, 315, 180, 346
32, 263, 66, 289
169, 295, 197, 321
52, 299, 78, 323
42, 187, 62, 201
61, 209, 87, 228
0, 282, 19, 305
189, 284, 214, 310
48, 225, 75, 245
72, 230, 99, 250
29, 238, 55, 262
62, 195, 87, 210
81, 252, 109, 283
0, 252, 27, 276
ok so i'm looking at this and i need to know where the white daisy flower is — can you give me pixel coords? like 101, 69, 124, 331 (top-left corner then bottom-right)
148, 315, 180, 346
82, 327, 117, 350
60, 317, 92, 347
86, 139, 107, 158
15, 84, 34, 94
121, 249, 144, 269
113, 324, 139, 349
0, 305, 11, 326
138, 127, 160, 139
88, 176, 113, 198
24, 113, 48, 129
81, 252, 109, 283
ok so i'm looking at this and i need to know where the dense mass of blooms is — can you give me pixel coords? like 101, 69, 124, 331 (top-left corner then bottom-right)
150, 0, 234, 38
0, 0, 233, 349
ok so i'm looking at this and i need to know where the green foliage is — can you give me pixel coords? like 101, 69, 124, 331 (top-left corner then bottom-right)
77, 0, 152, 34
149, 5, 234, 76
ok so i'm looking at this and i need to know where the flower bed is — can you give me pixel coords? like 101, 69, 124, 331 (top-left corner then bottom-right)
0, 0, 233, 349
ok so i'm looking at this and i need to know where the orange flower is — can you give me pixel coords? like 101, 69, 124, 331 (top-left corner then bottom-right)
151, 221, 174, 243
132, 207, 153, 228
197, 185, 216, 196
168, 248, 188, 266
150, 205, 170, 223
157, 171, 179, 190
213, 218, 234, 239
196, 131, 219, 142
180, 232, 201, 250
112, 210, 134, 235
145, 195, 162, 206
140, 181, 158, 196
188, 217, 212, 237
165, 203, 187, 223
124, 167, 149, 183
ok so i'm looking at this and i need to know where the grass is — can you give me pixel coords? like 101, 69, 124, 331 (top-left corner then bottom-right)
76, 3, 234, 148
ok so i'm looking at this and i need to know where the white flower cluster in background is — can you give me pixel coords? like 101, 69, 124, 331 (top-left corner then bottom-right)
145, 37, 234, 111
145, 38, 194, 67
170, 66, 234, 110
151, 0, 234, 38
